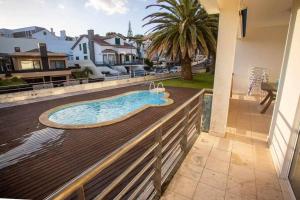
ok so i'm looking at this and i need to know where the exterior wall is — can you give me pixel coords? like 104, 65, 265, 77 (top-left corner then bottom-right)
95, 43, 106, 64
0, 37, 40, 53
72, 37, 90, 61
233, 25, 288, 94
12, 56, 67, 71
32, 30, 58, 41
0, 35, 74, 57
104, 37, 125, 45
269, 0, 300, 184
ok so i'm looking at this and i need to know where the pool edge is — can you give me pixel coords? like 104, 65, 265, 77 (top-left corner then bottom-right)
39, 90, 174, 129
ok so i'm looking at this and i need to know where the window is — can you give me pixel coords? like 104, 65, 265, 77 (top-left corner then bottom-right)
84, 56, 88, 60
50, 60, 66, 69
43, 31, 47, 35
79, 44, 82, 51
20, 60, 41, 70
76, 56, 79, 60
83, 43, 87, 54
115, 38, 120, 45
14, 47, 21, 52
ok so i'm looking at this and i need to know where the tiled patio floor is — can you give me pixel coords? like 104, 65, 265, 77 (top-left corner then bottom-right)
161, 95, 291, 200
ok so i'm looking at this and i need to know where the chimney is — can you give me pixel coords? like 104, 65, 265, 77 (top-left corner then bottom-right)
88, 29, 95, 64
39, 43, 49, 70
60, 30, 66, 39
50, 28, 55, 36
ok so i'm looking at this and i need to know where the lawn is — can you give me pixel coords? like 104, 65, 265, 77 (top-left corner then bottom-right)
158, 73, 214, 89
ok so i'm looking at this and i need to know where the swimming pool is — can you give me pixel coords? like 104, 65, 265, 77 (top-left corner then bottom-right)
39, 90, 173, 129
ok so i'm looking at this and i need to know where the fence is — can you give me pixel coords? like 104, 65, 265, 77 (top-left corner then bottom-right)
45, 89, 211, 200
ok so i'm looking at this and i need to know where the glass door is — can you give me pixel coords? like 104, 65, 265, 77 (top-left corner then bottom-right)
289, 127, 300, 199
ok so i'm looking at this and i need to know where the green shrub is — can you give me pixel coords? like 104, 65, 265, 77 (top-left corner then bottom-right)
0, 77, 26, 86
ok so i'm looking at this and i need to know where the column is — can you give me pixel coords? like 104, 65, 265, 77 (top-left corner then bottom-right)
210, 0, 240, 137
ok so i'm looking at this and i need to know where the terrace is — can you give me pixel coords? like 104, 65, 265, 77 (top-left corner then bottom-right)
0, 0, 300, 199
161, 96, 285, 200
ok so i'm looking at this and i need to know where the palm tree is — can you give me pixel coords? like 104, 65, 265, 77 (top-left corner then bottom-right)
143, 0, 218, 80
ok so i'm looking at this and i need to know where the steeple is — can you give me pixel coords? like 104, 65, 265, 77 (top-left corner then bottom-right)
127, 21, 133, 38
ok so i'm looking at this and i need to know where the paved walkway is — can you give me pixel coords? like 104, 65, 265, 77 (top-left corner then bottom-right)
162, 95, 291, 200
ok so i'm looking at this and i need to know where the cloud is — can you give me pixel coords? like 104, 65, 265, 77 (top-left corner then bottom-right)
58, 3, 65, 9
85, 0, 128, 15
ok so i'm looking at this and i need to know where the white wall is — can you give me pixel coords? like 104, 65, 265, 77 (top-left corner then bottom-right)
32, 30, 58, 41
210, 0, 240, 137
233, 25, 288, 94
72, 37, 90, 61
0, 37, 40, 53
104, 37, 125, 45
269, 0, 300, 181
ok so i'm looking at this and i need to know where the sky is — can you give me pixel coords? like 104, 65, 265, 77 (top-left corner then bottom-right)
0, 0, 157, 37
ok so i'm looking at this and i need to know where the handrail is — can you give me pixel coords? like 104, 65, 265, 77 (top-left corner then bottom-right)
149, 81, 156, 91
157, 82, 164, 90
45, 89, 207, 200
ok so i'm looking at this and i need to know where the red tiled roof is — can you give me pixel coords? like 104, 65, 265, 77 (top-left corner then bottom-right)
71, 35, 136, 50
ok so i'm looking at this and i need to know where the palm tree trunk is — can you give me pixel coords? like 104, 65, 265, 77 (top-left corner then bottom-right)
208, 52, 216, 74
181, 57, 193, 80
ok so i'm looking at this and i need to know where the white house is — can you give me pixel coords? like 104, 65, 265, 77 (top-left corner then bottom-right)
72, 30, 138, 66
0, 27, 76, 60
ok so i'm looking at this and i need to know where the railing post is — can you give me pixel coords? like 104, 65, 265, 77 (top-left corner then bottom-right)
180, 106, 190, 154
154, 126, 162, 199
76, 186, 85, 200
196, 94, 204, 133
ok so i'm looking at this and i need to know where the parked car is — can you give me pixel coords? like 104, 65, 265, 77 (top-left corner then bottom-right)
170, 66, 181, 73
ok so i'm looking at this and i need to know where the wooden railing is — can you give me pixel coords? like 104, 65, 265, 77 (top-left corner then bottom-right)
45, 89, 211, 200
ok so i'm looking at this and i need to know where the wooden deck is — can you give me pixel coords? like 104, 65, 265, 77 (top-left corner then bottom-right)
0, 85, 200, 199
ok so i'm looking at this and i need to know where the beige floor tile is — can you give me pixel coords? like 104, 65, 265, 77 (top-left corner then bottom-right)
177, 162, 204, 181
191, 144, 212, 157
161, 191, 191, 200
226, 175, 256, 196
254, 160, 277, 175
193, 183, 225, 200
255, 170, 281, 190
229, 163, 255, 182
210, 148, 231, 163
194, 136, 215, 148
214, 138, 233, 151
169, 174, 198, 199
231, 152, 254, 169
256, 186, 283, 200
232, 142, 254, 158
200, 168, 227, 191
205, 156, 230, 175
184, 150, 208, 167
225, 192, 256, 200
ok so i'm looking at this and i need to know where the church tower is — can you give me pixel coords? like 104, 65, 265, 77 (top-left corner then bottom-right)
127, 21, 133, 38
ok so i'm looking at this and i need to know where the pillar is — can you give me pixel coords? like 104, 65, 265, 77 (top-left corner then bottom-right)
210, 0, 240, 137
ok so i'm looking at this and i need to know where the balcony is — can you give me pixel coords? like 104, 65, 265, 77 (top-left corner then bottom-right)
161, 95, 290, 200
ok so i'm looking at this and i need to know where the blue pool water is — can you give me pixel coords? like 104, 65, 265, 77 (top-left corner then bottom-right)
48, 91, 168, 126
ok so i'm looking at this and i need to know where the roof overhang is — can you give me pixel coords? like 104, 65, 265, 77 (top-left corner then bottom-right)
198, 0, 220, 14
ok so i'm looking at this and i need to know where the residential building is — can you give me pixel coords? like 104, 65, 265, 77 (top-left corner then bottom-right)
0, 43, 72, 82
0, 26, 44, 38
72, 30, 138, 66
0, 27, 76, 59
